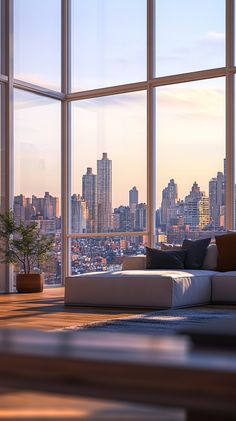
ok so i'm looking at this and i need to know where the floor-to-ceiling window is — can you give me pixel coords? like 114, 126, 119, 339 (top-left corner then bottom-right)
14, 90, 61, 284
0, 0, 235, 291
11, 0, 62, 287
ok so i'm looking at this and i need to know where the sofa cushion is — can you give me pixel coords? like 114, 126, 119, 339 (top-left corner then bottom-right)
122, 255, 146, 270
212, 271, 236, 303
146, 247, 185, 269
65, 269, 215, 308
215, 233, 236, 271
201, 243, 218, 270
182, 238, 211, 269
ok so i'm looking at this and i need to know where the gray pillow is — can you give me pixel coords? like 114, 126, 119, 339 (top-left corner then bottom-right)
182, 238, 211, 269
146, 247, 185, 269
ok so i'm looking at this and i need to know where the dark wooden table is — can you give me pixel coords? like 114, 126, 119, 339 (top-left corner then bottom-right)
0, 328, 236, 420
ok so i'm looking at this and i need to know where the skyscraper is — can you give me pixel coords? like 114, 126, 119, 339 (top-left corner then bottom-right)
97, 153, 112, 233
129, 186, 138, 230
184, 182, 209, 230
82, 167, 97, 233
71, 194, 87, 233
129, 186, 138, 211
160, 179, 178, 226
209, 171, 225, 229
135, 203, 147, 231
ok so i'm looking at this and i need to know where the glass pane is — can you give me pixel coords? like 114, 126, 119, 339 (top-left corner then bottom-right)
155, 0, 225, 77
14, 0, 61, 90
71, 0, 146, 92
71, 235, 147, 275
14, 89, 61, 285
156, 78, 226, 246
71, 91, 147, 235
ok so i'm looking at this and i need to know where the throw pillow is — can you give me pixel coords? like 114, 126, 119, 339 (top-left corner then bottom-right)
182, 238, 211, 269
146, 247, 185, 270
215, 233, 236, 271
201, 243, 218, 270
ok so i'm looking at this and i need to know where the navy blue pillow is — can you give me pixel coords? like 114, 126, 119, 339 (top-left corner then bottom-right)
146, 247, 185, 269
182, 238, 211, 269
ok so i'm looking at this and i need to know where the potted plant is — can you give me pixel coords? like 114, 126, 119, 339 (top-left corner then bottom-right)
0, 210, 54, 293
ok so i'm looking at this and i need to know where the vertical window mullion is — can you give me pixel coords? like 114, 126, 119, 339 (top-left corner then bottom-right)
226, 0, 235, 230
3, 0, 14, 292
61, 0, 71, 282
147, 0, 156, 247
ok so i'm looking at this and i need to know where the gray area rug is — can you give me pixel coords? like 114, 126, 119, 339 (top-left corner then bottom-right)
62, 307, 236, 335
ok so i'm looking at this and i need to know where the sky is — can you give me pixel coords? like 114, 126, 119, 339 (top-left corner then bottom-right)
13, 0, 227, 209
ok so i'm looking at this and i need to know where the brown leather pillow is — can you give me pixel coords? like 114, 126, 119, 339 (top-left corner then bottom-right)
215, 233, 236, 272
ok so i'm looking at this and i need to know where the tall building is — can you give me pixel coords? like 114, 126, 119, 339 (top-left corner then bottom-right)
82, 167, 97, 233
198, 194, 210, 229
71, 194, 87, 233
97, 153, 112, 233
184, 182, 209, 230
14, 194, 27, 223
209, 171, 225, 229
135, 203, 147, 231
129, 186, 138, 231
160, 179, 178, 226
129, 186, 138, 211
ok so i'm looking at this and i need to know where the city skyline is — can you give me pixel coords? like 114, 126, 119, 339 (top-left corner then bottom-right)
14, 157, 230, 234
14, 80, 225, 207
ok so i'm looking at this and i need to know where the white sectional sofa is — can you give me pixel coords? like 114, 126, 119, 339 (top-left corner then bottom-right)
65, 244, 236, 308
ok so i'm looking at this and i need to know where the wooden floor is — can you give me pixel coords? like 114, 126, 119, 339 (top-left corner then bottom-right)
0, 289, 176, 420
0, 387, 184, 421
0, 287, 146, 331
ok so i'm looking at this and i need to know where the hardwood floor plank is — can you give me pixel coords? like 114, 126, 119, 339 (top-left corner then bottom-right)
0, 288, 145, 331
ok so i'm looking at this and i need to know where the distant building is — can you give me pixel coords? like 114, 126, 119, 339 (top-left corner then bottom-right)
113, 206, 132, 232
82, 167, 97, 233
184, 182, 209, 230
32, 192, 59, 220
129, 186, 138, 230
71, 194, 87, 233
209, 172, 225, 229
135, 203, 147, 231
39, 219, 56, 234
161, 179, 178, 226
97, 153, 112, 233
14, 194, 27, 223
129, 186, 138, 211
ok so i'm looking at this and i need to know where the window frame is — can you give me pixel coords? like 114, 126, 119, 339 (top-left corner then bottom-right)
0, 0, 234, 290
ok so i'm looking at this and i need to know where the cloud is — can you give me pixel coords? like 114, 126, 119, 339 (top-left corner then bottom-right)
14, 90, 56, 110
157, 85, 225, 119
203, 31, 225, 42
14, 72, 60, 92
73, 90, 146, 110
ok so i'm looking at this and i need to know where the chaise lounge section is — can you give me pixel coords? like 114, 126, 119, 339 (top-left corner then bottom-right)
65, 267, 215, 308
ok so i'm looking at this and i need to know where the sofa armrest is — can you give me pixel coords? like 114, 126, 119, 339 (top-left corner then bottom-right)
122, 255, 146, 270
